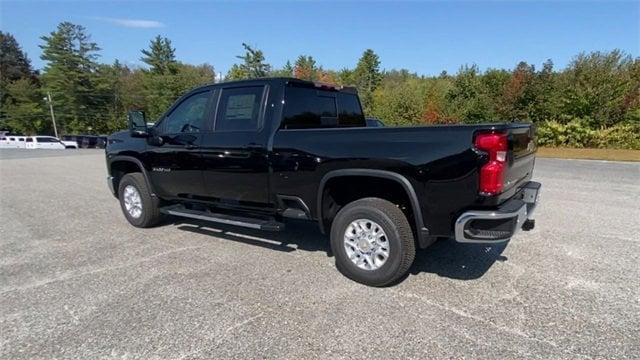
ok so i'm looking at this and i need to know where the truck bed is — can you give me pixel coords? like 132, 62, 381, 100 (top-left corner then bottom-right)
271, 123, 536, 237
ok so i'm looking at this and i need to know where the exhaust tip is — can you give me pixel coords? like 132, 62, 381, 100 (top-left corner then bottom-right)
522, 219, 535, 231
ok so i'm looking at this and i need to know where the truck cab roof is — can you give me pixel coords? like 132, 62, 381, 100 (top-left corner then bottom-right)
192, 77, 358, 94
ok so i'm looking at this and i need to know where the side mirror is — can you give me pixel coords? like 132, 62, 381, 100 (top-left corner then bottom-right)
128, 110, 148, 137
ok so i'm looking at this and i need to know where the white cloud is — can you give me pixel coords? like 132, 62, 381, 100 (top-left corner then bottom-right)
95, 17, 165, 29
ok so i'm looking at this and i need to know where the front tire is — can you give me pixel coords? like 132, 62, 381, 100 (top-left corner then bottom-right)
330, 197, 416, 286
118, 173, 162, 228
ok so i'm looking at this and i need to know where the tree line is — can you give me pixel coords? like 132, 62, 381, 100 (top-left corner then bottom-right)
1, 22, 638, 148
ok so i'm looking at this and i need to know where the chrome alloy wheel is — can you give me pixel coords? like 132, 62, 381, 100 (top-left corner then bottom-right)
343, 219, 390, 270
123, 185, 143, 219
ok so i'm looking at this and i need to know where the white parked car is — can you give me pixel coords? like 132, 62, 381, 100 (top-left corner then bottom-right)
59, 138, 79, 149
25, 136, 79, 149
0, 136, 27, 148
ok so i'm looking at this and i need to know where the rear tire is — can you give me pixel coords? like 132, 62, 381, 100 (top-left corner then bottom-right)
118, 173, 163, 228
330, 197, 416, 287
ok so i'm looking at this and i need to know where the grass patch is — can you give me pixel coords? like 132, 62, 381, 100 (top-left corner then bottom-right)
537, 147, 640, 162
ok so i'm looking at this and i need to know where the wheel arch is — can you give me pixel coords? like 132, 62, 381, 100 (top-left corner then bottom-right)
316, 169, 427, 241
109, 156, 156, 197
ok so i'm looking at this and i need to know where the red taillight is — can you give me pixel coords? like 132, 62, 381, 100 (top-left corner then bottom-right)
475, 132, 508, 195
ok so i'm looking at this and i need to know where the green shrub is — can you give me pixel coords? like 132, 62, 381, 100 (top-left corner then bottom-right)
592, 123, 640, 149
536, 118, 596, 148
537, 119, 640, 149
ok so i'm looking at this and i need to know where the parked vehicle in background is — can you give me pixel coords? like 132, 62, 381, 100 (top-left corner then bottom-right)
62, 135, 108, 149
106, 77, 541, 287
25, 136, 78, 149
60, 138, 79, 148
366, 117, 385, 127
0, 136, 27, 148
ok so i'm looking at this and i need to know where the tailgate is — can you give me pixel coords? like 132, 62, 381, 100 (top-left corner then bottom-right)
504, 125, 536, 192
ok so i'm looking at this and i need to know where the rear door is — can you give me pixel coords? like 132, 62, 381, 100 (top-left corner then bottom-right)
145, 89, 213, 199
199, 84, 271, 209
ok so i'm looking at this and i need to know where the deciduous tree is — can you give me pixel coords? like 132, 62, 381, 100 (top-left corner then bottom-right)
3, 79, 48, 134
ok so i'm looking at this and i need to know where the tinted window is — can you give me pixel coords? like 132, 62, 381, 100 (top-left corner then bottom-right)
19, 138, 24, 141
338, 93, 365, 127
26, 138, 33, 142
164, 91, 210, 134
282, 87, 338, 129
9, 137, 15, 141
37, 137, 58, 143
215, 86, 264, 131
282, 87, 364, 129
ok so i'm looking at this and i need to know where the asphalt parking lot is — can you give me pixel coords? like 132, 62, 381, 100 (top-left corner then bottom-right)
1, 149, 638, 359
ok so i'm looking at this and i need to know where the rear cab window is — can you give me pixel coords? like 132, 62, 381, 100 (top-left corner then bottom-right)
281, 85, 365, 129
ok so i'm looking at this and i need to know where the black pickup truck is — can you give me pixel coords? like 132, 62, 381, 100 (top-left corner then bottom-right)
106, 77, 541, 286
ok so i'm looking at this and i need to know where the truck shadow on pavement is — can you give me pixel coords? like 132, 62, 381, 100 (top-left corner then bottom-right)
172, 218, 508, 282
409, 240, 508, 280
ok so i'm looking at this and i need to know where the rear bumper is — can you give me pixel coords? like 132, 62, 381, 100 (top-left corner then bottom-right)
454, 181, 540, 243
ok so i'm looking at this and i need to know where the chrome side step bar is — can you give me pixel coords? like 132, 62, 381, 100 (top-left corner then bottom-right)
161, 205, 284, 231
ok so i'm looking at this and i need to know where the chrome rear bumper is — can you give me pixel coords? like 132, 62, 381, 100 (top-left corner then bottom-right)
454, 181, 540, 243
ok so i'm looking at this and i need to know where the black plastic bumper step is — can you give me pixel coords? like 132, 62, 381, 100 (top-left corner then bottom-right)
160, 205, 284, 231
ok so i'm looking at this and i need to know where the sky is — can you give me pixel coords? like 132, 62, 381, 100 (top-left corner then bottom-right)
1, 0, 639, 76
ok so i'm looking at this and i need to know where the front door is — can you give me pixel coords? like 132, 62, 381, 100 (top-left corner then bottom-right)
145, 90, 213, 199
199, 85, 271, 209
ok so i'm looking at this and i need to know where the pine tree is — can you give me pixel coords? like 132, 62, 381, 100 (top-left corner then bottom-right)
0, 32, 36, 90
238, 43, 270, 78
140, 35, 178, 75
270, 61, 293, 77
293, 55, 318, 81
0, 32, 39, 131
353, 49, 382, 112
224, 43, 270, 80
282, 60, 293, 76
40, 22, 102, 134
